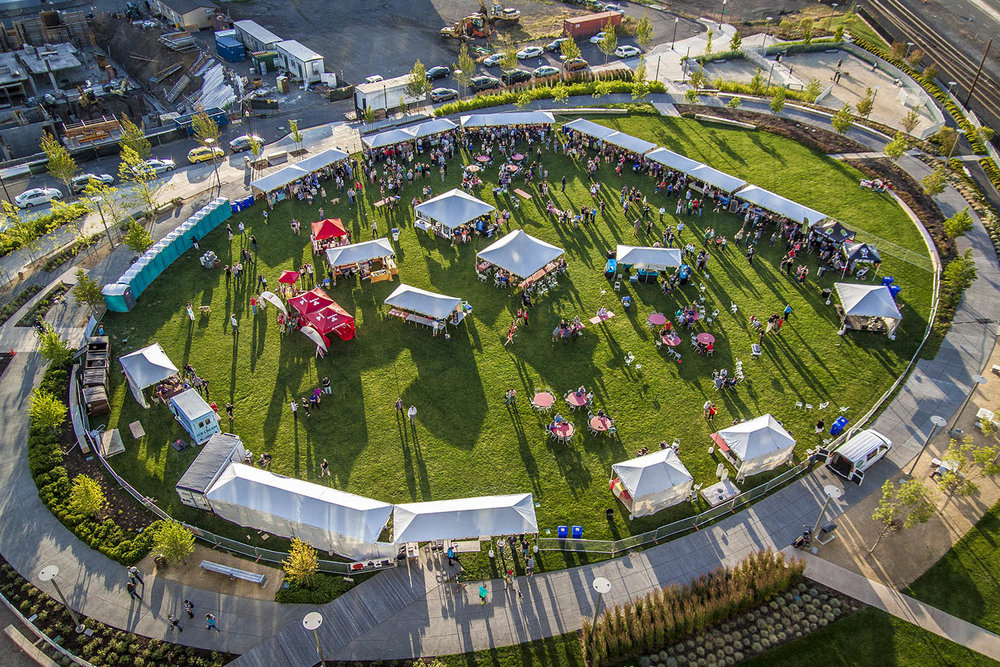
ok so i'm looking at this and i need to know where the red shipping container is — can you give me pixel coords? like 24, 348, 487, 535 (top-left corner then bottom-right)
563, 11, 622, 38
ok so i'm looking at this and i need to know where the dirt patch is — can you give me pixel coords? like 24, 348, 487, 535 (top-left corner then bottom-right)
136, 543, 284, 601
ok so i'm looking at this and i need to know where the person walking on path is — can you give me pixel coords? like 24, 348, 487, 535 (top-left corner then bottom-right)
183, 600, 195, 618
127, 566, 144, 586
320, 459, 331, 478
479, 584, 489, 604
290, 399, 298, 420
126, 581, 141, 601
168, 614, 183, 632
526, 555, 535, 575
447, 545, 458, 566
407, 405, 417, 425
205, 613, 219, 631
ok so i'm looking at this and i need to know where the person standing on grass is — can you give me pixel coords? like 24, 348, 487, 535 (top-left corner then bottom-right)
301, 398, 311, 417
225, 402, 234, 423
783, 304, 793, 321
230, 314, 239, 336
290, 399, 298, 420
408, 405, 417, 425
322, 377, 331, 395
320, 458, 331, 477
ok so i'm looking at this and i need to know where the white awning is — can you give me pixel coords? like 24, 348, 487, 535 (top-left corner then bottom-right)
259, 290, 287, 315
460, 111, 555, 127
411, 118, 457, 139
385, 283, 461, 320
119, 343, 178, 409
835, 283, 902, 319
735, 185, 827, 226
562, 118, 655, 154
712, 415, 796, 477
361, 128, 417, 149
206, 464, 394, 560
562, 117, 616, 140
687, 164, 746, 193
415, 189, 495, 230
646, 147, 702, 173
616, 245, 683, 271
393, 493, 537, 543
249, 149, 349, 194
477, 229, 564, 278
612, 449, 694, 517
325, 238, 395, 268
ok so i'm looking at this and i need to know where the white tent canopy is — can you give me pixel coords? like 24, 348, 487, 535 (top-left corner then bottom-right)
616, 245, 683, 271
687, 164, 746, 193
325, 238, 395, 269
645, 147, 703, 173
206, 464, 394, 560
411, 118, 457, 139
563, 117, 616, 140
249, 148, 349, 194
361, 119, 458, 149
393, 493, 537, 544
119, 343, 178, 408
385, 283, 462, 320
563, 118, 655, 154
736, 185, 827, 226
835, 283, 902, 336
477, 230, 564, 278
414, 189, 495, 230
712, 414, 796, 477
460, 111, 555, 127
612, 449, 693, 517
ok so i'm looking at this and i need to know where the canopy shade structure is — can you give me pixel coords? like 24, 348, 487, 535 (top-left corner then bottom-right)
289, 287, 355, 340
459, 111, 555, 127
206, 464, 394, 560
392, 493, 537, 544
562, 117, 616, 140
259, 290, 287, 314
736, 185, 827, 226
120, 343, 178, 408
835, 283, 902, 337
616, 245, 683, 271
814, 219, 856, 244
361, 128, 416, 149
612, 449, 694, 517
410, 118, 458, 139
687, 164, 746, 193
385, 283, 462, 320
645, 147, 702, 173
325, 238, 395, 269
477, 230, 564, 279
249, 148, 349, 194
278, 270, 300, 284
842, 242, 881, 265
415, 189, 495, 230
310, 218, 347, 240
711, 415, 796, 477
562, 118, 655, 154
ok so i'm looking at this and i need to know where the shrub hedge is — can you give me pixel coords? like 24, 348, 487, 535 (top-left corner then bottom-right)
274, 573, 357, 604
434, 79, 666, 117
0, 203, 89, 256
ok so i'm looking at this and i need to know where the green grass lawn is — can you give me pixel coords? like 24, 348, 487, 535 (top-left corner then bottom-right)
101, 113, 933, 551
904, 500, 1000, 635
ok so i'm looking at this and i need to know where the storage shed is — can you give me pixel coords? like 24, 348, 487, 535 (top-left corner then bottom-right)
175, 433, 245, 510
233, 20, 281, 53
275, 40, 326, 85
168, 388, 220, 444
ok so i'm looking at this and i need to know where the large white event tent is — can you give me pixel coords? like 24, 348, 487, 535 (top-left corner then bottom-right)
611, 449, 694, 517
119, 343, 178, 409
562, 118, 655, 154
392, 493, 538, 544
385, 283, 463, 321
477, 229, 564, 278
249, 148, 350, 195
646, 147, 702, 173
459, 111, 555, 127
616, 245, 683, 271
736, 185, 827, 226
687, 164, 746, 193
206, 464, 394, 560
834, 283, 903, 337
710, 415, 796, 477
325, 238, 395, 269
414, 189, 495, 232
362, 118, 458, 149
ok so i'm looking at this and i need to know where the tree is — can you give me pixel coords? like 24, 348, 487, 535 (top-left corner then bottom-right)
455, 42, 476, 94
363, 106, 376, 127
921, 164, 948, 196
514, 90, 532, 110
191, 107, 220, 148
288, 119, 304, 154
833, 25, 845, 42
560, 38, 582, 64
906, 48, 925, 68
631, 80, 650, 102
831, 103, 854, 134
689, 64, 708, 89
804, 78, 823, 102
869, 479, 935, 555
118, 115, 151, 160
748, 68, 765, 96
726, 97, 742, 109
856, 87, 875, 119
800, 18, 813, 44
398, 97, 409, 116
29, 388, 67, 432
551, 82, 569, 105
770, 87, 786, 114
1, 201, 41, 260
922, 63, 938, 83
153, 521, 195, 565
883, 131, 908, 161
942, 249, 978, 297
944, 207, 974, 239
84, 179, 127, 244
500, 38, 518, 73
118, 145, 163, 216
123, 219, 153, 254
889, 41, 907, 61
633, 56, 647, 82
976, 126, 995, 144
684, 88, 700, 104
38, 324, 73, 366
72, 268, 104, 312
901, 108, 921, 135
704, 29, 713, 55
69, 474, 105, 517
40, 132, 78, 195
599, 27, 618, 64
635, 11, 654, 50
405, 59, 430, 99
936, 436, 980, 502
247, 135, 262, 157
282, 538, 318, 584
729, 30, 742, 52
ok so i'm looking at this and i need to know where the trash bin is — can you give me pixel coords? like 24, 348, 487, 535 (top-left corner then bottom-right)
391, 228, 400, 241
830, 416, 849, 436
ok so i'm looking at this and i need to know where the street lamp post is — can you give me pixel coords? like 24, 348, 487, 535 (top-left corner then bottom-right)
765, 61, 775, 92
592, 577, 612, 625
90, 197, 115, 248
946, 128, 966, 161
671, 17, 679, 51
38, 566, 85, 634
302, 612, 325, 666
947, 80, 958, 96
867, 87, 879, 120
719, 0, 727, 29
948, 374, 988, 435
907, 415, 947, 476
0, 170, 10, 204
764, 17, 773, 48
811, 485, 843, 536
906, 42, 915, 58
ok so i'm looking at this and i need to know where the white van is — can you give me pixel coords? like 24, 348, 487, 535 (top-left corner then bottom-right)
823, 429, 892, 485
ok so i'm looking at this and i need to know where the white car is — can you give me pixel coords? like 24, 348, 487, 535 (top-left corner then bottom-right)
133, 158, 175, 177
590, 31, 608, 44
14, 187, 62, 208
532, 65, 560, 78
615, 45, 642, 59
516, 46, 544, 60
483, 53, 504, 67
603, 3, 626, 16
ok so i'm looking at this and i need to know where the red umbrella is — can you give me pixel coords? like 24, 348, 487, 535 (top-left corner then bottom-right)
278, 270, 300, 284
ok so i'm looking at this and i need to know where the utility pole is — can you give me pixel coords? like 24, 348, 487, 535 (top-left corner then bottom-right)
965, 38, 992, 107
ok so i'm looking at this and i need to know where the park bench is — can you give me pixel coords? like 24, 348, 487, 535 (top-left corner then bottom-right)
200, 560, 266, 585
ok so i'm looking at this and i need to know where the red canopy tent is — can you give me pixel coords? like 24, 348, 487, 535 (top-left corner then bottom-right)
278, 270, 300, 284
311, 218, 348, 240
288, 287, 355, 341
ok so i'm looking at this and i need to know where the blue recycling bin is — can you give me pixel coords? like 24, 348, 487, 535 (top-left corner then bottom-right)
888, 285, 902, 299
571, 525, 583, 539
830, 416, 849, 436
882, 276, 894, 286
557, 525, 568, 539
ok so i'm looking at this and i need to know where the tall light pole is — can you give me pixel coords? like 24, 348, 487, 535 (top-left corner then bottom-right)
867, 87, 879, 120
90, 197, 115, 248
965, 38, 992, 107
830, 3, 839, 25
811, 485, 843, 536
947, 80, 958, 96
719, 0, 727, 29
38, 566, 85, 634
671, 17, 679, 51
908, 415, 948, 476
946, 128, 966, 161
592, 577, 612, 625
302, 611, 325, 666
948, 375, 987, 435
765, 17, 773, 48
905, 41, 915, 58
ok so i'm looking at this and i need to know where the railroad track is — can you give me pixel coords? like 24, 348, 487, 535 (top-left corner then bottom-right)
866, 0, 1000, 132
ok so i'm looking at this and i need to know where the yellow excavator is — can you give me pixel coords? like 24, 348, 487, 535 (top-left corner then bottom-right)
440, 1, 519, 41
480, 0, 521, 25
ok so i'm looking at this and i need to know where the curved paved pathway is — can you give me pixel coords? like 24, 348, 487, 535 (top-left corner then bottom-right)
0, 94, 997, 663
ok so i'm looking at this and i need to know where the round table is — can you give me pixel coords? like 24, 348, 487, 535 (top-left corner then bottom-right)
696, 333, 716, 345
552, 422, 575, 440
566, 392, 588, 408
505, 165, 519, 173
661, 333, 682, 347
533, 392, 555, 409
476, 155, 491, 163
648, 313, 667, 326
589, 416, 612, 432
466, 165, 480, 173
511, 153, 525, 161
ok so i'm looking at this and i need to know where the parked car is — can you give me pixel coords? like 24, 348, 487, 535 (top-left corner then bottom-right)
502, 69, 532, 84
430, 87, 459, 102
363, 75, 383, 84
532, 65, 560, 78
426, 66, 451, 80
603, 3, 626, 16
70, 173, 113, 194
483, 53, 505, 67
229, 134, 263, 153
516, 46, 544, 60
14, 187, 62, 208
470, 75, 501, 91
134, 158, 175, 176
589, 31, 608, 44
564, 58, 589, 72
615, 45, 642, 58
822, 429, 892, 485
187, 146, 225, 164
545, 38, 570, 52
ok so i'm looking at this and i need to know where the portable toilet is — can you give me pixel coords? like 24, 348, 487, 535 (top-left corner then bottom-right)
161, 230, 183, 262
175, 433, 246, 510
101, 283, 135, 312
168, 388, 221, 445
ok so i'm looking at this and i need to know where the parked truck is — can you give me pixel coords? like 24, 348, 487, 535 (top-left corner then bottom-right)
563, 10, 622, 38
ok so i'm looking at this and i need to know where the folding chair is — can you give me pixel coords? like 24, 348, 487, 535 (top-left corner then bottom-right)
614, 280, 622, 292
655, 339, 663, 350
478, 273, 488, 283
731, 302, 739, 313
751, 344, 762, 358
819, 401, 830, 410
795, 401, 803, 409
805, 404, 813, 410
707, 348, 714, 356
